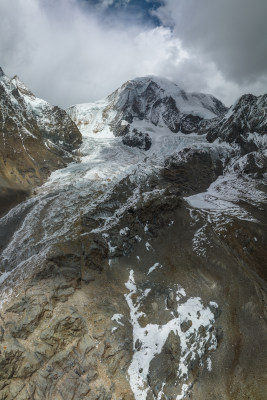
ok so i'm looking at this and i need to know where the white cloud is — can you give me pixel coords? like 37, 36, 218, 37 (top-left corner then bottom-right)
0, 0, 185, 106
0, 0, 266, 108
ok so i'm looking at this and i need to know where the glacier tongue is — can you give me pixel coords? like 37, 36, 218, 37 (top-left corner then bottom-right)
0, 132, 212, 283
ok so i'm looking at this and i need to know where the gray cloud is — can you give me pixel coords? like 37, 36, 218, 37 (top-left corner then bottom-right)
155, 0, 267, 85
0, 0, 266, 108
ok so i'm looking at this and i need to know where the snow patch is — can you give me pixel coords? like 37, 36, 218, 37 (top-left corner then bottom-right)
120, 227, 130, 236
145, 242, 152, 251
125, 270, 218, 400
147, 262, 162, 275
112, 313, 124, 326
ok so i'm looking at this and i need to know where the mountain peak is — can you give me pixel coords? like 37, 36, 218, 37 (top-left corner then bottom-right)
11, 75, 35, 98
120, 75, 185, 96
0, 67, 5, 78
115, 75, 227, 120
129, 75, 181, 87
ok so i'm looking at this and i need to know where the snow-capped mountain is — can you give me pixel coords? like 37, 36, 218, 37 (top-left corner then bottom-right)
67, 76, 227, 144
0, 67, 82, 215
205, 93, 267, 145
0, 72, 266, 400
197, 92, 267, 176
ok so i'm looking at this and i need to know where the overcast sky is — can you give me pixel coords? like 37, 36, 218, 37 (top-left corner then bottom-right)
1, 0, 266, 107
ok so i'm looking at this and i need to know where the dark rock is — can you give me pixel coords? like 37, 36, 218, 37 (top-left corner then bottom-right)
122, 129, 152, 151
135, 339, 142, 351
0, 326, 4, 342
180, 114, 202, 134
83, 237, 108, 271
148, 331, 181, 397
81, 271, 95, 284
151, 96, 181, 132
166, 291, 175, 309
162, 147, 223, 195
209, 303, 221, 319
233, 152, 267, 176
181, 319, 193, 332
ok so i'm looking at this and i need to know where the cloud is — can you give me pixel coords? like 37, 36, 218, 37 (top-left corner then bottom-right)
0, 0, 182, 107
0, 0, 266, 108
154, 0, 267, 86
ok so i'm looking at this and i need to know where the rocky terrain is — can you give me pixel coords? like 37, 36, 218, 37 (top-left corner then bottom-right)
0, 68, 82, 216
0, 76, 266, 400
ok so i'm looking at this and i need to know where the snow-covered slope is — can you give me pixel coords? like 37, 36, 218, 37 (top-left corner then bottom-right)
67, 76, 227, 142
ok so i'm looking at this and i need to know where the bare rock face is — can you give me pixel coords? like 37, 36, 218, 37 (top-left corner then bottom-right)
0, 69, 82, 216
122, 129, 152, 150
180, 114, 203, 134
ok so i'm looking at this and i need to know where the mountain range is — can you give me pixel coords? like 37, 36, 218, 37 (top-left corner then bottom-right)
0, 69, 266, 400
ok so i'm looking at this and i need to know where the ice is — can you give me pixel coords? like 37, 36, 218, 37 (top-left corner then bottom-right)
108, 241, 117, 255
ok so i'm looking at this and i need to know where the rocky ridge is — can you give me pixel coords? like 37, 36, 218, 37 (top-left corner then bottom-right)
0, 68, 82, 216
204, 93, 267, 144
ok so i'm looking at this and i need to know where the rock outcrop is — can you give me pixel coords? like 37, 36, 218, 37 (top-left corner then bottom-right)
122, 129, 152, 151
